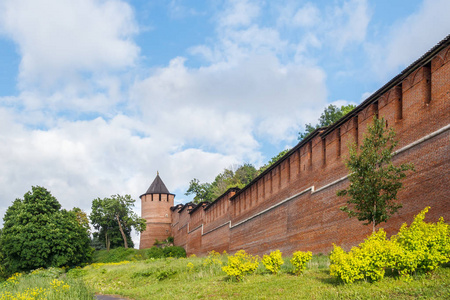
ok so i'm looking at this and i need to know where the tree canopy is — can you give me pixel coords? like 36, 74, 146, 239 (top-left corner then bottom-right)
185, 150, 293, 204
298, 104, 356, 140
337, 117, 414, 231
0, 186, 92, 274
90, 195, 146, 250
186, 164, 259, 204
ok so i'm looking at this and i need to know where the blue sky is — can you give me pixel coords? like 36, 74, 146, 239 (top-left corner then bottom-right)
0, 0, 449, 246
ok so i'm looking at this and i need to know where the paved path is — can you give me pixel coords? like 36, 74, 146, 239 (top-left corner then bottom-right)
96, 295, 128, 300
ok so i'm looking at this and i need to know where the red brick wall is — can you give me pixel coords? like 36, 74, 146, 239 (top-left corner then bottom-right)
166, 42, 450, 256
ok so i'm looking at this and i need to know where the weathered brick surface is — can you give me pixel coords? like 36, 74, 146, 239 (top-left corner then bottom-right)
142, 41, 450, 257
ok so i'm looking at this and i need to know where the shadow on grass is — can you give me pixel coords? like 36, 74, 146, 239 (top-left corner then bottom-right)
315, 269, 342, 286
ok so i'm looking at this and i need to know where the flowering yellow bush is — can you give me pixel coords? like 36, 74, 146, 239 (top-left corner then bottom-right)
203, 250, 223, 267
49, 279, 70, 291
222, 250, 259, 281
6, 273, 22, 285
0, 278, 70, 300
392, 206, 450, 278
330, 207, 450, 283
262, 250, 284, 274
330, 230, 393, 283
0, 287, 47, 300
290, 251, 312, 275
186, 262, 194, 272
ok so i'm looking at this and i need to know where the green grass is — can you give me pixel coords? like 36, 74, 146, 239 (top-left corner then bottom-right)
74, 255, 450, 300
92, 247, 146, 263
0, 267, 94, 299
92, 246, 185, 263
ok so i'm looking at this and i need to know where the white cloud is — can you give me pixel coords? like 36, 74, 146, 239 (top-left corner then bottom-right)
0, 0, 139, 90
326, 0, 370, 51
292, 3, 320, 28
370, 0, 450, 77
0, 109, 243, 218
132, 53, 327, 146
219, 0, 260, 28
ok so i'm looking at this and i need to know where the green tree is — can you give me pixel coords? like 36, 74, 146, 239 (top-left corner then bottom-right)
185, 164, 259, 204
185, 179, 215, 204
337, 117, 414, 232
299, 104, 356, 140
90, 195, 146, 250
0, 186, 92, 274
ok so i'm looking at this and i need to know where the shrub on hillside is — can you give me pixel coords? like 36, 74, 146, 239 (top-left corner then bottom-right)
162, 246, 186, 258
203, 250, 223, 267
262, 250, 284, 274
392, 206, 450, 277
330, 207, 450, 283
222, 250, 259, 281
290, 251, 312, 275
146, 247, 164, 259
330, 230, 394, 283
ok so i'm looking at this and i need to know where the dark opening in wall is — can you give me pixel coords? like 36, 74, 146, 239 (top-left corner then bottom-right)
373, 101, 379, 119
309, 141, 313, 167
159, 194, 161, 201
151, 194, 153, 201
396, 84, 403, 120
337, 128, 341, 157
354, 116, 359, 146
322, 138, 326, 166
287, 157, 291, 182
424, 63, 432, 104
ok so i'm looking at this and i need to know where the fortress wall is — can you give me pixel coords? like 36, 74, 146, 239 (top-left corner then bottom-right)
172, 206, 191, 249
201, 225, 230, 255
169, 41, 450, 256
204, 192, 232, 231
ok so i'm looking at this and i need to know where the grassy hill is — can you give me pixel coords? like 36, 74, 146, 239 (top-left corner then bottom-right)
70, 252, 449, 300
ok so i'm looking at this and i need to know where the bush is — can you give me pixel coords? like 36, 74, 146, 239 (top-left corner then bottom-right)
222, 250, 259, 281
330, 207, 450, 283
203, 250, 223, 267
392, 206, 450, 277
330, 230, 393, 283
162, 246, 186, 258
146, 247, 164, 259
290, 251, 312, 275
262, 250, 284, 274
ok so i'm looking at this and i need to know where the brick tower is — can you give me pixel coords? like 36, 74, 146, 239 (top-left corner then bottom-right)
139, 172, 175, 249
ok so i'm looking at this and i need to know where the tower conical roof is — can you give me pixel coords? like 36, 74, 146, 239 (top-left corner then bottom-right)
145, 173, 171, 194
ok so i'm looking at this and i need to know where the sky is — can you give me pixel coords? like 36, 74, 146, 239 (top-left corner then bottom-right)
0, 0, 449, 247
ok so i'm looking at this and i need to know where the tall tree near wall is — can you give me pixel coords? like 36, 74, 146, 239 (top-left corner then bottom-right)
90, 195, 146, 250
337, 117, 414, 232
